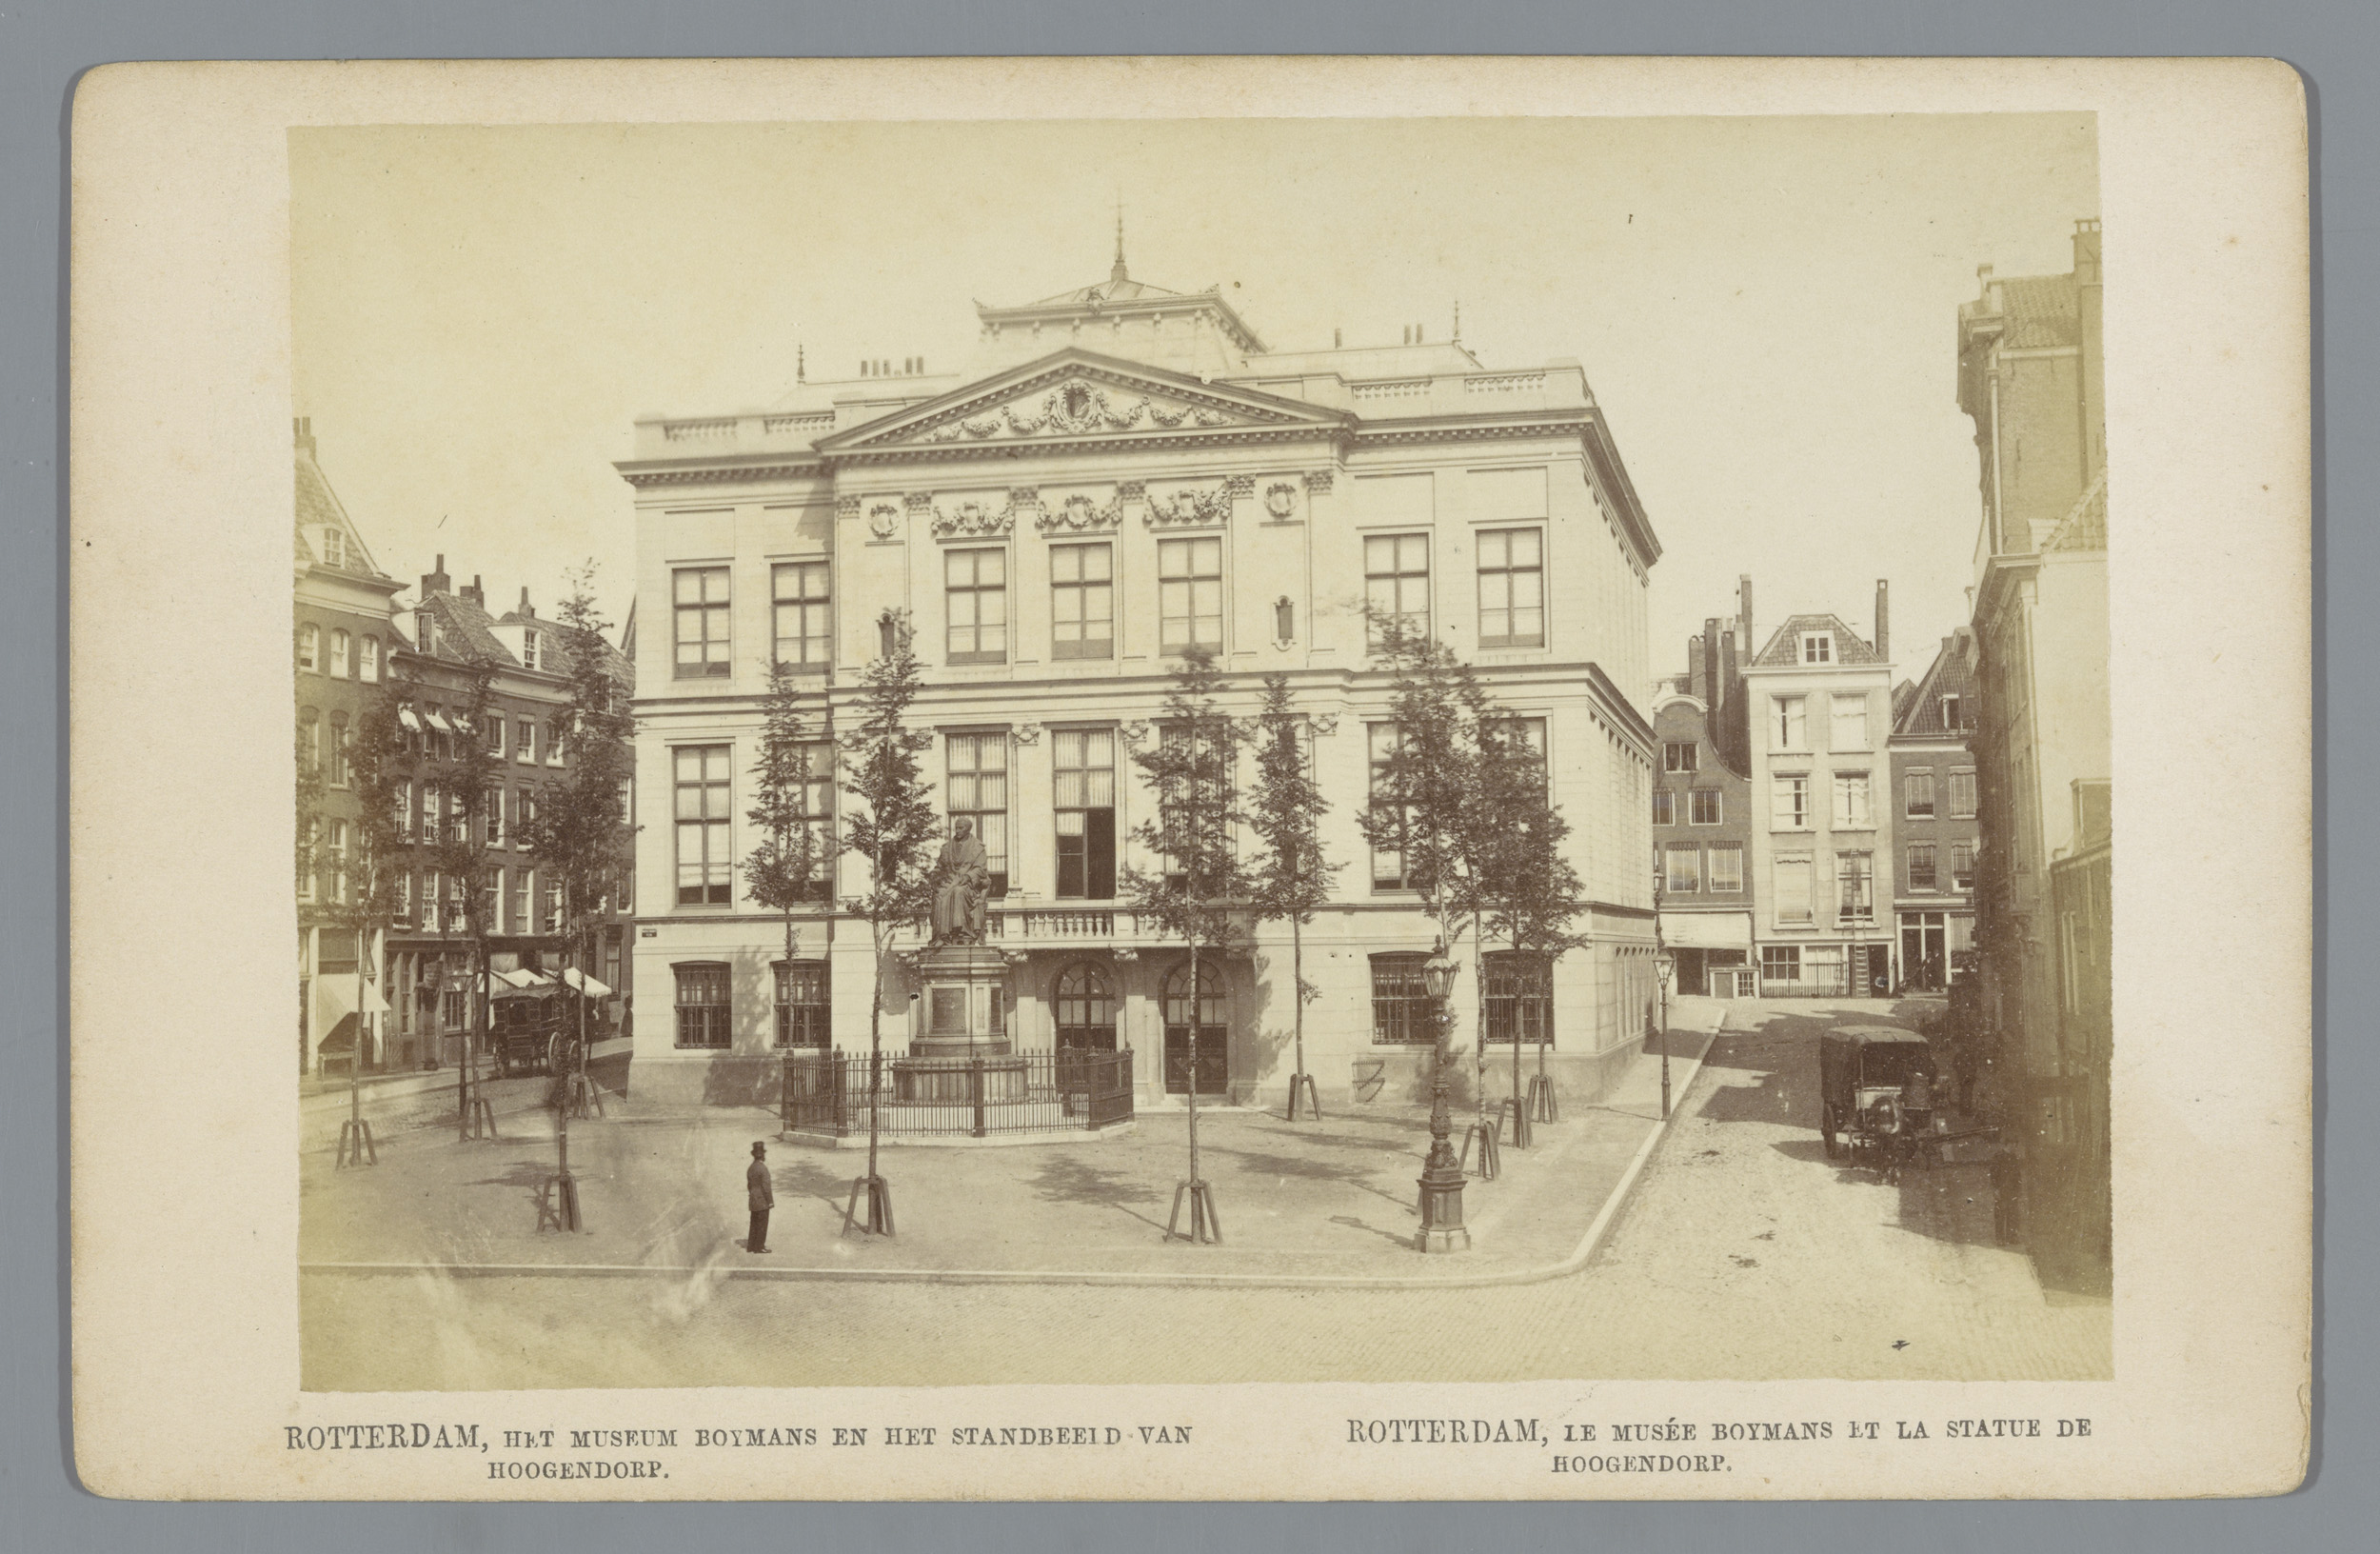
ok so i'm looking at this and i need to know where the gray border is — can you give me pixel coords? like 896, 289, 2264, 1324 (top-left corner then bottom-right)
6, 1, 2370, 1545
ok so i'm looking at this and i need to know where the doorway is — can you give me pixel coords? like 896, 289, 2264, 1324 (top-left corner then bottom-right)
1899, 912, 1947, 991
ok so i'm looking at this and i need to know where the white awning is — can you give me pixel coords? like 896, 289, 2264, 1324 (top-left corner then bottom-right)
311, 975, 389, 1059
425, 709, 454, 733
562, 967, 614, 998
1659, 911, 1754, 951
398, 706, 422, 733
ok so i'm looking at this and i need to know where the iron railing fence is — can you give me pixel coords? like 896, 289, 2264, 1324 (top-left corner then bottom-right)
781, 1047, 1135, 1139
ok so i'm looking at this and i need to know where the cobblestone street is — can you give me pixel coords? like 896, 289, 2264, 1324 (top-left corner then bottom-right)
302, 999, 2108, 1390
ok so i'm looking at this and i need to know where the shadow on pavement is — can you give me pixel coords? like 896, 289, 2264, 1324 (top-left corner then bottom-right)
1027, 1154, 1164, 1209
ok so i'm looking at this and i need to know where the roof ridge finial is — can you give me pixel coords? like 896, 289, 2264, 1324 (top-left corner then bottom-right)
1111, 193, 1128, 285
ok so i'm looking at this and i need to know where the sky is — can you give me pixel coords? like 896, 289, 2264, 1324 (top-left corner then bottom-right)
291, 113, 2098, 687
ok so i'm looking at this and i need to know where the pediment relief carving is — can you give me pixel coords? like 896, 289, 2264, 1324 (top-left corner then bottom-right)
904, 376, 1279, 447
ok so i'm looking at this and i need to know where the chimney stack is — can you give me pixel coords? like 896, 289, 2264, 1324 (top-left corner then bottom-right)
1701, 617, 1723, 715
420, 554, 451, 598
2073, 218, 2103, 286
1874, 579, 1891, 662
1687, 633, 1707, 703
292, 416, 315, 457
518, 586, 535, 619
462, 574, 486, 608
1736, 574, 1755, 656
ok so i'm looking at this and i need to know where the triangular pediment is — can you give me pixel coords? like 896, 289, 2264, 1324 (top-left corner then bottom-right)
814, 349, 1350, 453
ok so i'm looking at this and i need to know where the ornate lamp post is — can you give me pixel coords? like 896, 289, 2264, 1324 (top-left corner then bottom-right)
1655, 949, 1676, 1121
1415, 941, 1469, 1253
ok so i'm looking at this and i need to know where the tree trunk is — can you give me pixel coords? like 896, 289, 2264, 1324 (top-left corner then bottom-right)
866, 925, 884, 1185
1186, 936, 1200, 1185
1289, 914, 1306, 1103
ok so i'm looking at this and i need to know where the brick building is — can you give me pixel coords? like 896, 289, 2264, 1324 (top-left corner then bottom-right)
1958, 219, 2112, 1285
1887, 628, 1979, 990
294, 420, 405, 1074
380, 561, 635, 1070
1649, 583, 1756, 997
615, 250, 1663, 1111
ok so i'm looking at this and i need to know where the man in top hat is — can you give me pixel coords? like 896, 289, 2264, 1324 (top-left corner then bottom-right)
745, 1141, 774, 1253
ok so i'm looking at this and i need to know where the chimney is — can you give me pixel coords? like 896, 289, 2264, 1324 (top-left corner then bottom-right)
1736, 574, 1754, 656
292, 416, 315, 457
1874, 579, 1891, 662
420, 553, 451, 597
1702, 618, 1723, 717
462, 573, 486, 608
518, 586, 535, 619
1687, 632, 1707, 704
2073, 218, 2102, 286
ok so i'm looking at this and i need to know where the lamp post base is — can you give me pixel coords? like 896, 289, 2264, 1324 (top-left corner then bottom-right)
1416, 1159, 1470, 1253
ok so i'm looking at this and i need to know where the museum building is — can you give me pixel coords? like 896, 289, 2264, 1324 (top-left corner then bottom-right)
614, 250, 1663, 1111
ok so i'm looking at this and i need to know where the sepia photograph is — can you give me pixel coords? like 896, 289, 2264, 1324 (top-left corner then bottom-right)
64, 55, 2311, 1502
287, 111, 2112, 1391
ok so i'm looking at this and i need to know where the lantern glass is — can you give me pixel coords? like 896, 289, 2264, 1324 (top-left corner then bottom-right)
1421, 950, 1458, 1001
1656, 952, 1676, 989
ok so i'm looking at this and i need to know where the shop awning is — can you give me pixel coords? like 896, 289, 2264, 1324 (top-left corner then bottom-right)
1659, 911, 1754, 951
424, 709, 454, 733
397, 706, 422, 733
311, 975, 389, 1055
561, 967, 614, 998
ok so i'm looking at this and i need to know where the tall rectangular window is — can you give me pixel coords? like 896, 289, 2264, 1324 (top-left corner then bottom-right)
486, 788, 505, 847
1652, 788, 1675, 827
1836, 851, 1874, 923
1909, 843, 1938, 891
1773, 695, 1807, 750
1364, 533, 1430, 648
673, 963, 732, 1050
1368, 722, 1411, 889
1831, 693, 1869, 750
488, 867, 506, 932
775, 962, 830, 1048
1049, 543, 1114, 660
511, 869, 530, 933
542, 882, 563, 935
1772, 774, 1811, 829
1475, 528, 1543, 648
1833, 772, 1873, 828
396, 780, 413, 842
327, 822, 348, 906
1054, 727, 1118, 899
945, 733, 1010, 897
1775, 855, 1814, 925
1940, 693, 1965, 730
329, 629, 350, 678
446, 787, 469, 845
1369, 953, 1434, 1045
1905, 768, 1936, 818
787, 741, 837, 898
673, 744, 732, 906
517, 718, 538, 764
1663, 843, 1701, 893
772, 560, 832, 667
673, 567, 732, 678
944, 548, 1008, 664
328, 714, 350, 788
1951, 840, 1976, 891
421, 869, 440, 932
358, 636, 379, 683
1689, 788, 1723, 826
1708, 843, 1744, 893
1949, 769, 1977, 818
1159, 536, 1223, 653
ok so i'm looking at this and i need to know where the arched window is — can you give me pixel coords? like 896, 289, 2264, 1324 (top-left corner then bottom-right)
297, 623, 320, 672
1160, 960, 1227, 1095
329, 629, 350, 678
358, 636, 381, 683
1052, 962, 1117, 1053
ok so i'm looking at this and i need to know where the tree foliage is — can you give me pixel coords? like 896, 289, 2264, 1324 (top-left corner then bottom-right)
838, 610, 940, 945
1120, 647, 1259, 955
520, 566, 637, 986
1247, 672, 1339, 932
744, 656, 827, 938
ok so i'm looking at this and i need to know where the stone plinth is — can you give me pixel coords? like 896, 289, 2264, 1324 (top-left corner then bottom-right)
894, 943, 1016, 1100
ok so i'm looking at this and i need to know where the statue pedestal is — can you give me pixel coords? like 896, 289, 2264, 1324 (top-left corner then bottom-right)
895, 945, 1024, 1104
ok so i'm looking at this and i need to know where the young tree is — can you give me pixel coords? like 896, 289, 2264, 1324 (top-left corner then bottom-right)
744, 656, 826, 1042
1467, 704, 1588, 1137
1248, 673, 1339, 1122
424, 653, 503, 1140
836, 610, 939, 1236
520, 567, 637, 1111
328, 685, 405, 1163
1121, 646, 1258, 1241
295, 715, 325, 1076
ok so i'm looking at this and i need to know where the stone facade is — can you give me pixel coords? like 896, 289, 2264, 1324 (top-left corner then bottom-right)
616, 258, 1662, 1112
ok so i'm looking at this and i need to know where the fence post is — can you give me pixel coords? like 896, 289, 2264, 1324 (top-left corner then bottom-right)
971, 1056, 987, 1138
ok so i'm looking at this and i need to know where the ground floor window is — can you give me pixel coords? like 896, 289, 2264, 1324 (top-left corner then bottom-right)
1160, 960, 1227, 1095
675, 962, 732, 1049
1053, 961, 1118, 1052
1482, 951, 1553, 1046
1369, 952, 1435, 1046
774, 961, 829, 1047
1760, 945, 1801, 984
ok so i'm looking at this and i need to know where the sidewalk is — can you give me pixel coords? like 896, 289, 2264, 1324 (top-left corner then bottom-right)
303, 1004, 1724, 1289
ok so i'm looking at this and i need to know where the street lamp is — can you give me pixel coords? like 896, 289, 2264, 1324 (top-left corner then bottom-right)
1415, 941, 1469, 1253
1655, 949, 1676, 1121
